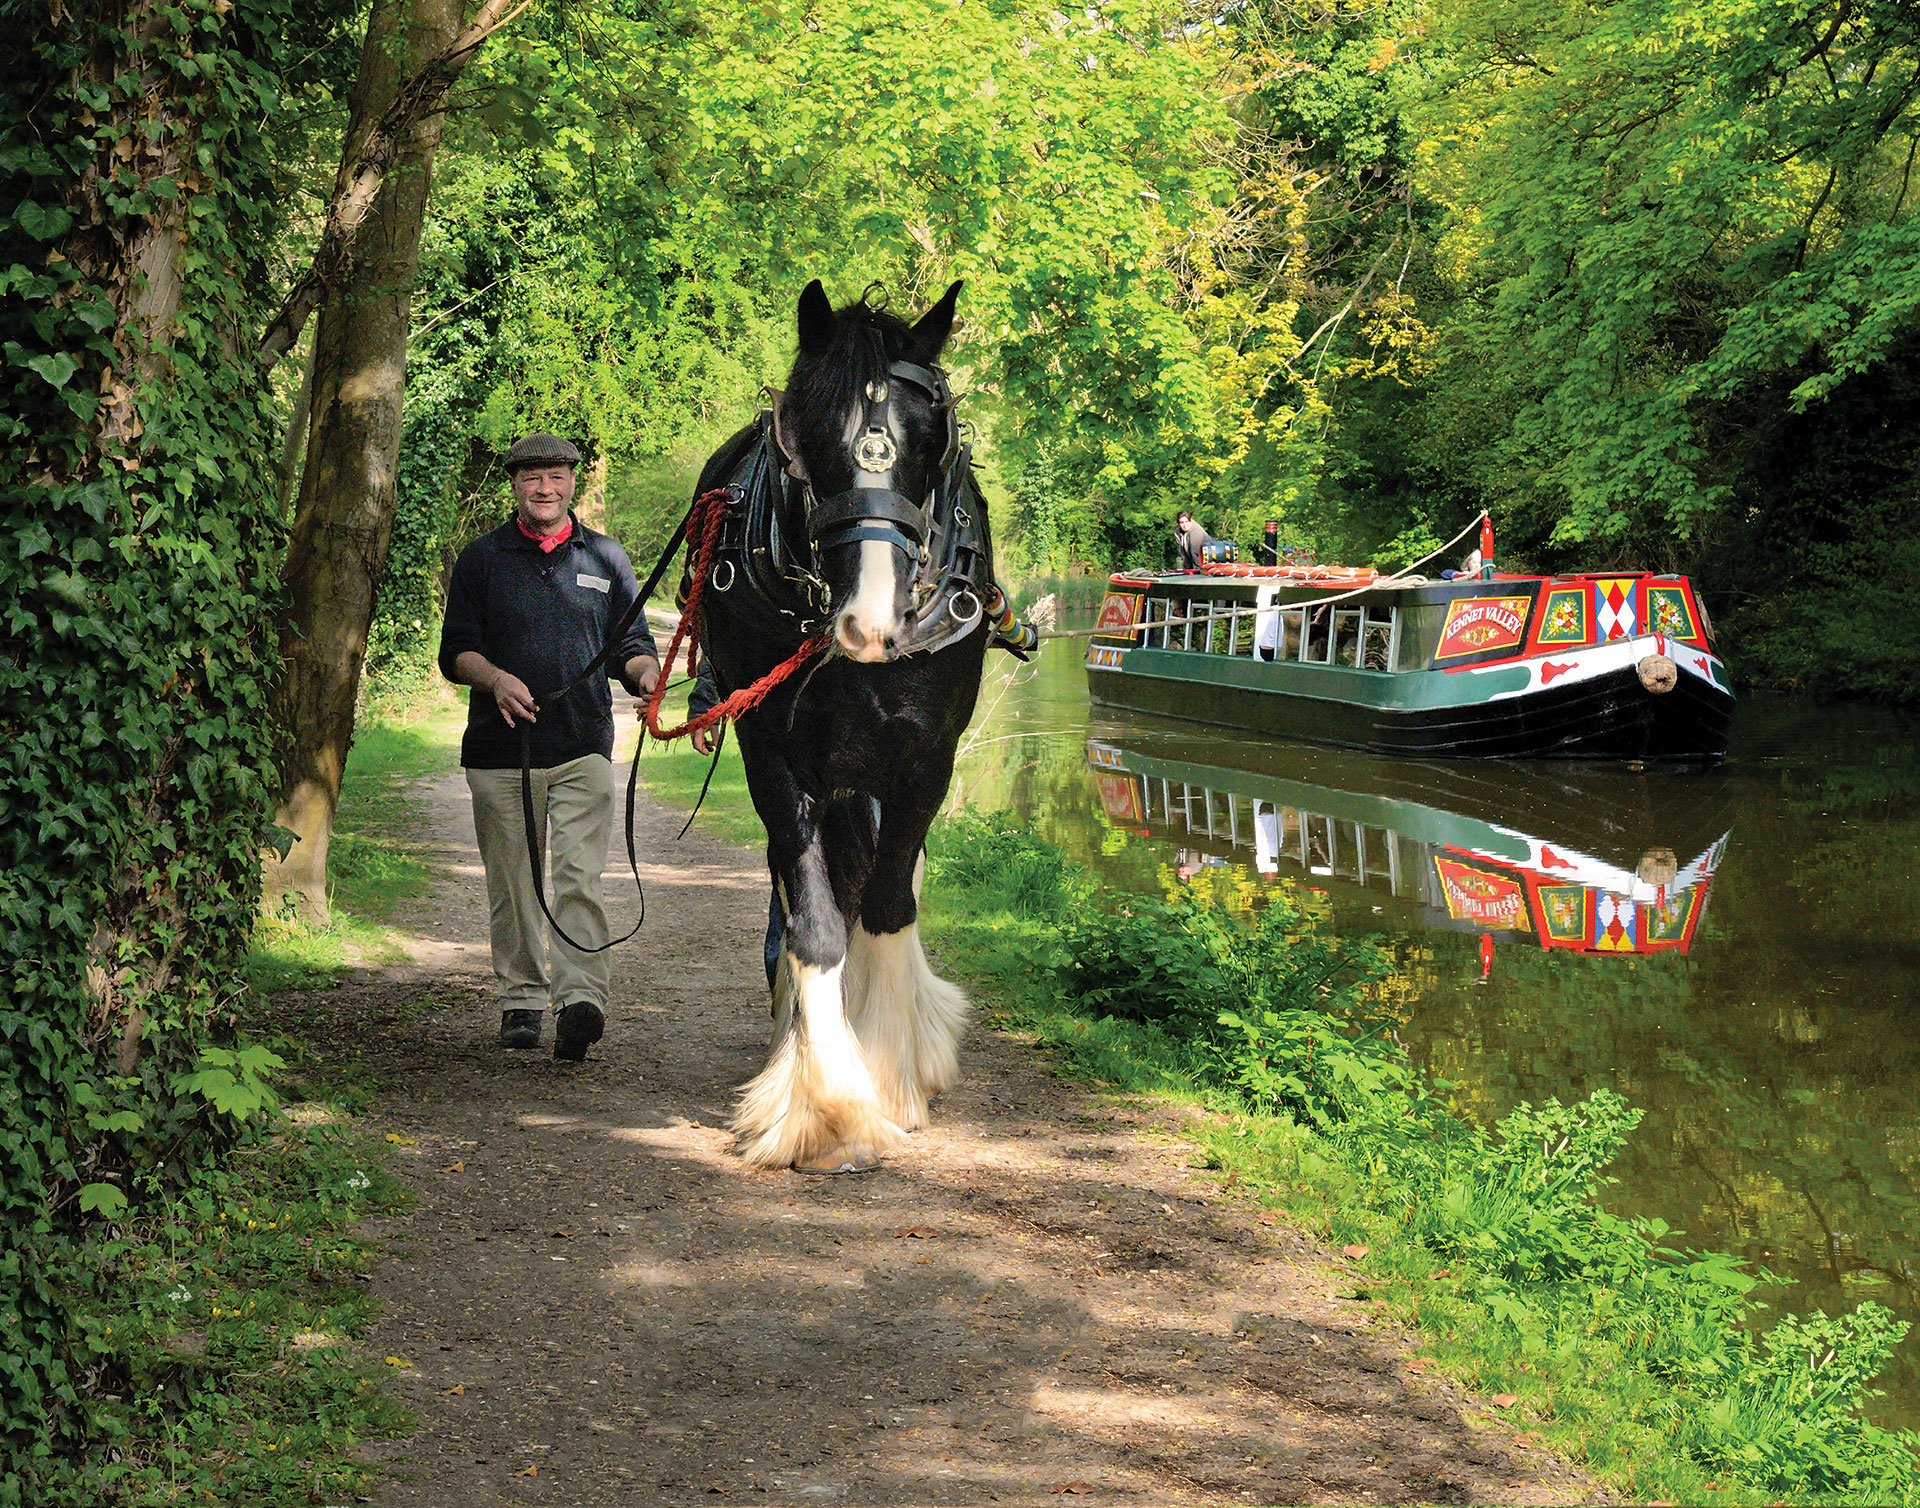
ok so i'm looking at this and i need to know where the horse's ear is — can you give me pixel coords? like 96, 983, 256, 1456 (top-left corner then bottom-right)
797, 279, 836, 358
770, 389, 808, 481
909, 280, 963, 361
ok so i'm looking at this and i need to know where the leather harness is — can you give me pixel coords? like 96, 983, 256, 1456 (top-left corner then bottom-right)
704, 358, 1000, 660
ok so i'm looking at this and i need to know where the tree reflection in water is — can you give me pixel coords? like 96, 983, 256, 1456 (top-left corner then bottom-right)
954, 646, 1920, 1427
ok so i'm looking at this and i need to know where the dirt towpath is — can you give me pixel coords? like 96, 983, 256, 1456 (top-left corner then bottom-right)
310, 707, 1603, 1507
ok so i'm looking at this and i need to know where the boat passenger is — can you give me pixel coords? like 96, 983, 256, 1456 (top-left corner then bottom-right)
1255, 601, 1281, 660
1173, 510, 1213, 571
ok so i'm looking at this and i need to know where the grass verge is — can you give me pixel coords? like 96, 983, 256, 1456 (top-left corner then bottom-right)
53, 1110, 412, 1506
248, 697, 464, 994
47, 691, 468, 1505
630, 673, 768, 852
915, 812, 1920, 1508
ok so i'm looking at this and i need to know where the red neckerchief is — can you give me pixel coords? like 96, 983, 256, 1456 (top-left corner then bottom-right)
516, 514, 573, 554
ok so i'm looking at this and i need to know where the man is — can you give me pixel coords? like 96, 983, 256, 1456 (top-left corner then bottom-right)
1173, 509, 1212, 571
438, 434, 661, 1059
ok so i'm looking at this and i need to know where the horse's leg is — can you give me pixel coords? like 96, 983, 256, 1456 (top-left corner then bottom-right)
730, 772, 901, 1172
845, 756, 968, 1130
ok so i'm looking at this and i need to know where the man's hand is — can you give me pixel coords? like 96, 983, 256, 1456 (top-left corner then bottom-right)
691, 725, 718, 755
488, 669, 538, 727
624, 654, 662, 700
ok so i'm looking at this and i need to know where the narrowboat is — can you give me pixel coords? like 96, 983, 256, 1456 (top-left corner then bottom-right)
1085, 559, 1734, 761
1086, 738, 1731, 959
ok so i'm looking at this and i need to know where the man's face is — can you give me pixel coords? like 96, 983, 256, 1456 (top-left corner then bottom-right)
1177, 512, 1192, 529
512, 464, 576, 532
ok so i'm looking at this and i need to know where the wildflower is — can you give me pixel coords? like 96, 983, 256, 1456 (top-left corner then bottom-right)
345, 1171, 370, 1191
167, 1285, 192, 1303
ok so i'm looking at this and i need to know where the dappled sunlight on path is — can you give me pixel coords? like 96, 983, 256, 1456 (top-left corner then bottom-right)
284, 705, 1602, 1507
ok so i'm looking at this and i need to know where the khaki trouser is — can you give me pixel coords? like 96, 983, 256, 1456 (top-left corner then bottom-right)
466, 754, 614, 1013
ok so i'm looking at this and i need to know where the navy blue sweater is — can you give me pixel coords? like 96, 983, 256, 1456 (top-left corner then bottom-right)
437, 515, 659, 770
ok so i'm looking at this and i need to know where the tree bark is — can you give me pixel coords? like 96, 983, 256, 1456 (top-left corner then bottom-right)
255, 0, 530, 373
263, 0, 464, 922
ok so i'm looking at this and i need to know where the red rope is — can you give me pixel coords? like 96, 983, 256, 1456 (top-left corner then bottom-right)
643, 487, 829, 742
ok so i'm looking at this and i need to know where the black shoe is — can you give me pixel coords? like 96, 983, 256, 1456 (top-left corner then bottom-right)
499, 1009, 542, 1049
553, 1001, 605, 1062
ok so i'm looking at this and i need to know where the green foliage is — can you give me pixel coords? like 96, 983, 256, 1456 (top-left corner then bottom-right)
0, 0, 359, 1489
174, 1045, 286, 1123
33, 1114, 410, 1507
922, 814, 1920, 1502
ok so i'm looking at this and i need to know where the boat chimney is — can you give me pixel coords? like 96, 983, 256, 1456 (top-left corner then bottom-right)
1479, 515, 1496, 580
1260, 520, 1279, 566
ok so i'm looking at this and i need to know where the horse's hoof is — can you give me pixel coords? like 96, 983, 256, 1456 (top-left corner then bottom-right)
793, 1151, 882, 1175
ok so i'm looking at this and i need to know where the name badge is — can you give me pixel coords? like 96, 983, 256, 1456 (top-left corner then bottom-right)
577, 573, 610, 594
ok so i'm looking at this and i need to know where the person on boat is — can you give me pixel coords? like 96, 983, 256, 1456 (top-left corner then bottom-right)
438, 433, 662, 1059
1256, 598, 1282, 660
1172, 510, 1213, 571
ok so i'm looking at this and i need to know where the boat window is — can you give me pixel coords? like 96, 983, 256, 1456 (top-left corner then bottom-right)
1395, 602, 1446, 670
1361, 610, 1394, 671
1333, 609, 1362, 666
1335, 821, 1361, 879
1304, 605, 1333, 663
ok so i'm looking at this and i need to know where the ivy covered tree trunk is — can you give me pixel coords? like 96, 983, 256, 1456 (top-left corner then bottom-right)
0, 0, 291, 1483
265, 0, 462, 922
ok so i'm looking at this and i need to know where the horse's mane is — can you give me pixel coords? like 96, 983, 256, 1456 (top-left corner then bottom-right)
784, 296, 928, 464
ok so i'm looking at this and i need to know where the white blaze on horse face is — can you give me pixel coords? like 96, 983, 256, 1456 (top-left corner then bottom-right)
834, 399, 910, 662
838, 539, 899, 661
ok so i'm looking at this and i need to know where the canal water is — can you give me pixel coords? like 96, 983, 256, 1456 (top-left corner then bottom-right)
953, 633, 1920, 1428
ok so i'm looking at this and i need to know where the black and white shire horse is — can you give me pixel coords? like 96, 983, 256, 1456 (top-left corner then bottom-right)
691, 279, 1004, 1172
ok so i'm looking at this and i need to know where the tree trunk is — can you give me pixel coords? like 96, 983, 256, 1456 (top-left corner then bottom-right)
3, 0, 293, 1475
264, 0, 464, 923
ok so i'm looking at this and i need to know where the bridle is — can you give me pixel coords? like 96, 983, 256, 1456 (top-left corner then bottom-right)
776, 356, 986, 656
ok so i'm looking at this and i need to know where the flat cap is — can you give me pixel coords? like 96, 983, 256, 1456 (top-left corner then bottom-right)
504, 432, 582, 472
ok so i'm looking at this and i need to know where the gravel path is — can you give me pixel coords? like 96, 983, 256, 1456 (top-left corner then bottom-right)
303, 708, 1603, 1507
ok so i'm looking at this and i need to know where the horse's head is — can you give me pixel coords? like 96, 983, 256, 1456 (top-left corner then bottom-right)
774, 279, 963, 663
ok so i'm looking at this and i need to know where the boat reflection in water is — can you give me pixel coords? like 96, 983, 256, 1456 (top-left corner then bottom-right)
1086, 737, 1733, 958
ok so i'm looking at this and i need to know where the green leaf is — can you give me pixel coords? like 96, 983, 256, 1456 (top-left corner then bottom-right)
15, 200, 73, 240
26, 351, 80, 390
78, 1182, 127, 1219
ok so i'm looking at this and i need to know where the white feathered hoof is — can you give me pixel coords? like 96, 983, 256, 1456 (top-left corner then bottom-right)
845, 922, 969, 1130
731, 956, 905, 1171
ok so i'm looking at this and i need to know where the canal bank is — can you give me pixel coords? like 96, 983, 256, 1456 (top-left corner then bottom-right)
947, 639, 1920, 1438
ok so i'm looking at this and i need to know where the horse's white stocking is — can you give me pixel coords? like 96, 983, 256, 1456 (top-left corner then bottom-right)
732, 954, 902, 1171
845, 921, 969, 1130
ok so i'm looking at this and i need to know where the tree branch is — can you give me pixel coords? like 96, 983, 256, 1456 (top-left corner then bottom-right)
256, 0, 531, 371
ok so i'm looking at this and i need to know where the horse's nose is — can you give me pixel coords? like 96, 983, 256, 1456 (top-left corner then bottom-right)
836, 610, 897, 663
